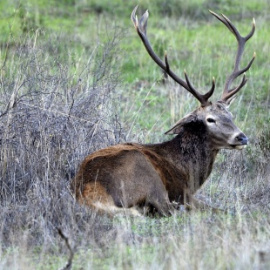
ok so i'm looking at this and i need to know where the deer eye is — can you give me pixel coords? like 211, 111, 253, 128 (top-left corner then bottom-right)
207, 118, 216, 123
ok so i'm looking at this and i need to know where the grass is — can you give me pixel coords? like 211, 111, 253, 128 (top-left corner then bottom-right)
2, 213, 270, 269
0, 0, 270, 269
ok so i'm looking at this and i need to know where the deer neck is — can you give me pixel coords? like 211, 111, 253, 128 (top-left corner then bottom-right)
150, 122, 219, 193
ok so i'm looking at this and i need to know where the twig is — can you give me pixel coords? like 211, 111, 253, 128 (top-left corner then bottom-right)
57, 228, 74, 270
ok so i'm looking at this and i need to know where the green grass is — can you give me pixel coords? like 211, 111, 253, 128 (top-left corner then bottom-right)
2, 212, 270, 269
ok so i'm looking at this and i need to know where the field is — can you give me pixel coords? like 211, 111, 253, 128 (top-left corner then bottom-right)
0, 0, 270, 269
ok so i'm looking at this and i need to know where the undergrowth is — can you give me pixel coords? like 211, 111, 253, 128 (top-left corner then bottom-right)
0, 1, 270, 269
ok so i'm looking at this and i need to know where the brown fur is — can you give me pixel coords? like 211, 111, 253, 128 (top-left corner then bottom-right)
71, 103, 246, 217
71, 142, 190, 216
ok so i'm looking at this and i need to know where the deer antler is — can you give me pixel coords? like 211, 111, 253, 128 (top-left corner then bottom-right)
131, 6, 215, 107
209, 10, 256, 103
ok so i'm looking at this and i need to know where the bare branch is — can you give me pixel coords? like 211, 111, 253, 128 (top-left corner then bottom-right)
57, 228, 74, 270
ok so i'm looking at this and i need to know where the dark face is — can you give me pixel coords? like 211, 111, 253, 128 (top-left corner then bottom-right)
200, 102, 248, 150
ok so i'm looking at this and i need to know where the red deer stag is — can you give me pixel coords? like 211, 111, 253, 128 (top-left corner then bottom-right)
71, 7, 255, 216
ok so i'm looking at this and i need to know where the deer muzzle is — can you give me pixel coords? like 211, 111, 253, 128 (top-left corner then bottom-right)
233, 132, 248, 149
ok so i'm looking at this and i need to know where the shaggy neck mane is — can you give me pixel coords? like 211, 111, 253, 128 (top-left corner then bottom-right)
146, 120, 219, 193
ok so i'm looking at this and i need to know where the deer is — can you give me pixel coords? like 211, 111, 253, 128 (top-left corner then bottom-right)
70, 6, 256, 217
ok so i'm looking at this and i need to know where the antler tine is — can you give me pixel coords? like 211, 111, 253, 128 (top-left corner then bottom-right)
131, 6, 215, 107
209, 10, 256, 103
184, 72, 215, 105
222, 74, 247, 101
131, 6, 165, 69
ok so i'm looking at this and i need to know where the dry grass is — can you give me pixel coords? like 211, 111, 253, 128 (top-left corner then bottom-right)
1, 6, 270, 270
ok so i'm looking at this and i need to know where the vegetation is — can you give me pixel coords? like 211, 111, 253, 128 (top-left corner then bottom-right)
0, 0, 270, 269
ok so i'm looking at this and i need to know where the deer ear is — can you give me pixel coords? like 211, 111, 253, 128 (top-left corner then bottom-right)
165, 113, 197, 135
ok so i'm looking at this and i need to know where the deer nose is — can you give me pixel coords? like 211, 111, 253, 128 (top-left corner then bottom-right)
236, 133, 248, 145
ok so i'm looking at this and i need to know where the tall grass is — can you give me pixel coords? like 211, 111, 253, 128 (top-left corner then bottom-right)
0, 1, 270, 269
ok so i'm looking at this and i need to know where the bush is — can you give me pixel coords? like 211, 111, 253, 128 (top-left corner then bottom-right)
0, 27, 125, 252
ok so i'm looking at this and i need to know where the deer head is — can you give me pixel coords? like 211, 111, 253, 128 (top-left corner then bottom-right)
131, 7, 255, 151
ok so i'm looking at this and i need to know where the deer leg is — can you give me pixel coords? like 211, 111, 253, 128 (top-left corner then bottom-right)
149, 200, 175, 217
184, 195, 226, 213
146, 186, 178, 217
